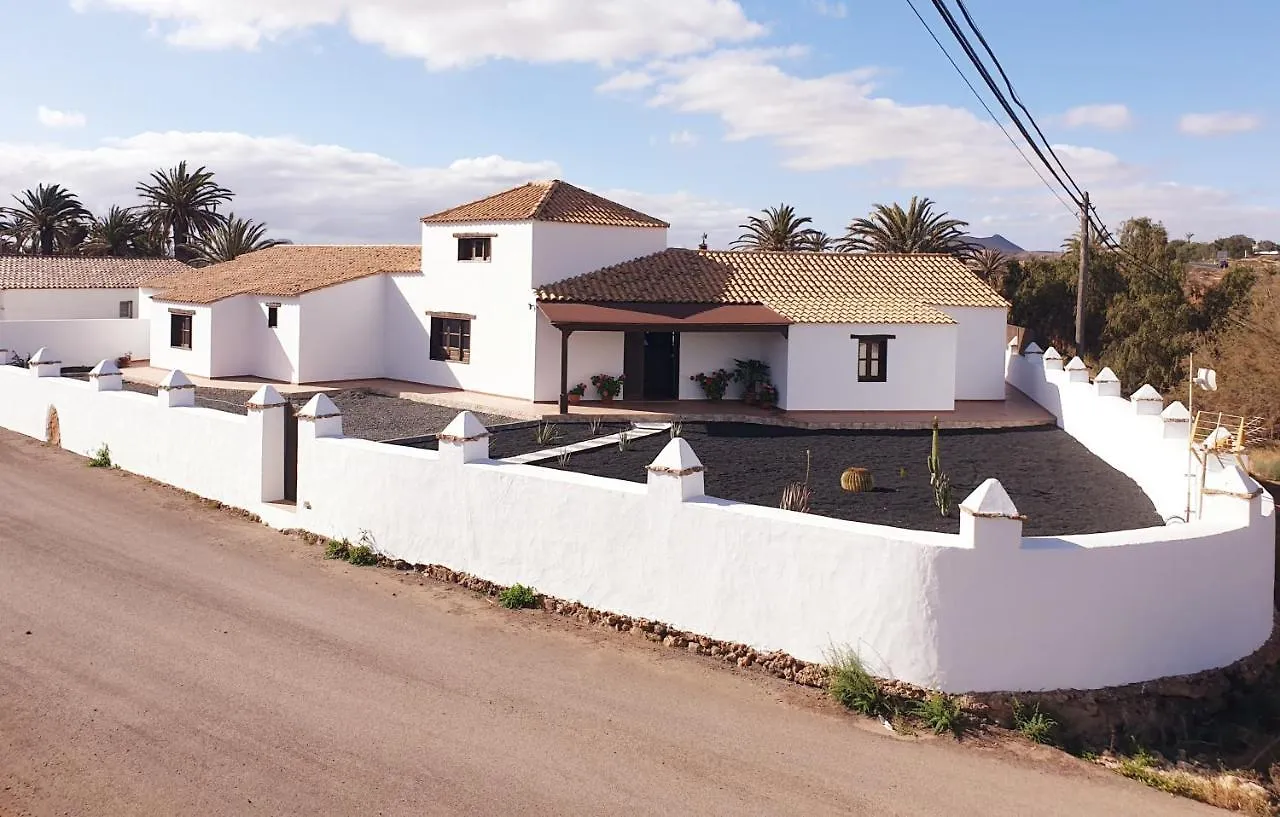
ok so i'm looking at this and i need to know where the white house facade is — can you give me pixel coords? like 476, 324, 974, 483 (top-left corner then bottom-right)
139, 180, 1009, 411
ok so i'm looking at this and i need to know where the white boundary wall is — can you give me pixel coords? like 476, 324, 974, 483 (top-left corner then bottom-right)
0, 319, 149, 368
0, 353, 1272, 693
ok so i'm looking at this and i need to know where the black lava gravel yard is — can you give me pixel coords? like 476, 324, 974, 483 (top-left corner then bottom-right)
539, 422, 1164, 536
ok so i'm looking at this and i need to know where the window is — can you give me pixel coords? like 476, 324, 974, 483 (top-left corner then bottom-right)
267, 305, 279, 328
457, 236, 492, 262
118, 300, 134, 319
169, 311, 193, 350
856, 336, 888, 382
430, 317, 471, 363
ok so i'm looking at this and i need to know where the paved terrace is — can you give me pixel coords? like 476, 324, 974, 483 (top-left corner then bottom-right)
118, 365, 1052, 430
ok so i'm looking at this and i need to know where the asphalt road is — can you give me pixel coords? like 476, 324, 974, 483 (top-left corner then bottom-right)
0, 430, 1216, 816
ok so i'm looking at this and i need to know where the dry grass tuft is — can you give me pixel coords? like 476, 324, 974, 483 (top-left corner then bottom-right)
1100, 752, 1275, 815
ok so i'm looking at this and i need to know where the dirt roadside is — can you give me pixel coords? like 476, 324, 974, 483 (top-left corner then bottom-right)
0, 430, 1216, 816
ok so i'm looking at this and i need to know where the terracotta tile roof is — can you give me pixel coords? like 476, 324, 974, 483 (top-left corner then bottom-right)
0, 256, 190, 290
144, 245, 420, 304
421, 180, 668, 228
537, 249, 1009, 324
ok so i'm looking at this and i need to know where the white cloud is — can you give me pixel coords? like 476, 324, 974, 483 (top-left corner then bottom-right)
596, 70, 654, 93
36, 105, 87, 128
668, 130, 699, 147
69, 0, 765, 68
0, 130, 745, 247
1061, 103, 1132, 130
810, 0, 847, 18
1178, 111, 1261, 137
598, 187, 752, 249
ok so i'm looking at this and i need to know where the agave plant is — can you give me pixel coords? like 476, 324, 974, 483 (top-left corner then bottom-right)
731, 204, 815, 251
187, 214, 289, 266
838, 196, 973, 257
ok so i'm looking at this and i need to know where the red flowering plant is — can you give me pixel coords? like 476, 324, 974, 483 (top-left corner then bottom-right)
757, 383, 779, 408
590, 373, 625, 399
690, 368, 733, 400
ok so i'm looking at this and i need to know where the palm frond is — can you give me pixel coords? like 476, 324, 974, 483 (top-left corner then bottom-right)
188, 213, 287, 266
731, 204, 815, 251
838, 196, 973, 258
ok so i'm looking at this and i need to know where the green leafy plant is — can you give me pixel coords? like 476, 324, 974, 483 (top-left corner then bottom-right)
568, 382, 586, 397
1011, 698, 1057, 745
534, 422, 560, 445
927, 417, 953, 517
732, 358, 771, 401
915, 691, 965, 736
498, 583, 538, 609
590, 373, 625, 400
825, 646, 887, 717
756, 382, 779, 408
689, 368, 733, 400
898, 466, 908, 479
88, 443, 112, 468
323, 539, 349, 560
346, 543, 378, 566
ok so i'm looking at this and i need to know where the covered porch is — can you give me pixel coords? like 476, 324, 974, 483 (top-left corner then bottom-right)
538, 301, 792, 413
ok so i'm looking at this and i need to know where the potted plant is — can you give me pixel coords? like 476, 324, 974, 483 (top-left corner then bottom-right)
567, 383, 586, 404
590, 373, 624, 402
733, 358, 771, 404
690, 368, 733, 400
116, 352, 132, 369
757, 383, 779, 409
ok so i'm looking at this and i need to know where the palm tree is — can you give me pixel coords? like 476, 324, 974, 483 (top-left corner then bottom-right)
969, 248, 1008, 284
2, 184, 91, 255
188, 214, 289, 266
730, 204, 815, 251
798, 230, 835, 252
82, 206, 150, 257
136, 161, 233, 261
838, 196, 973, 257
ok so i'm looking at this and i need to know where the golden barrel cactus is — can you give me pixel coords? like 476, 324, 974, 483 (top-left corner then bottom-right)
840, 467, 873, 493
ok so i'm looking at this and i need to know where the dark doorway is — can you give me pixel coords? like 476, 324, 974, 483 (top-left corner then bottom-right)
642, 332, 680, 400
283, 402, 299, 502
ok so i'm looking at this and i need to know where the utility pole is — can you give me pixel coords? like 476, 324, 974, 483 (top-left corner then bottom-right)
1074, 191, 1090, 356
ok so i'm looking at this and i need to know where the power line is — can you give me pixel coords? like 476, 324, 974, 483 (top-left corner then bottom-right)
901, 0, 1078, 219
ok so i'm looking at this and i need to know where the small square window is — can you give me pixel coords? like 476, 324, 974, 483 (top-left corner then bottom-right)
457, 236, 491, 262
857, 337, 888, 382
118, 300, 134, 319
267, 305, 279, 328
430, 317, 471, 363
169, 313, 193, 350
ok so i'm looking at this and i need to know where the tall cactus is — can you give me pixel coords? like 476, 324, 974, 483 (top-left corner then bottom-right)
928, 417, 953, 516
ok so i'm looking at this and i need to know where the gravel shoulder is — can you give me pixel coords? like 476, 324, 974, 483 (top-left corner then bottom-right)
0, 429, 1215, 817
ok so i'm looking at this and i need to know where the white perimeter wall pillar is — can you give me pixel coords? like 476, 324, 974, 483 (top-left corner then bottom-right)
246, 385, 288, 502
646, 437, 706, 503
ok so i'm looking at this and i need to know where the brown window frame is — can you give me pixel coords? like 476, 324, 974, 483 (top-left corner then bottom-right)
430, 316, 471, 364
169, 312, 193, 350
118, 300, 134, 319
853, 334, 891, 383
457, 236, 492, 262
267, 305, 279, 328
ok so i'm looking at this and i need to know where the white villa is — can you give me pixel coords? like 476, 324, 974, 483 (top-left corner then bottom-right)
138, 180, 1009, 412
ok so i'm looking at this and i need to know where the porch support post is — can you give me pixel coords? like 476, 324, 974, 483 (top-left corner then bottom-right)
559, 327, 573, 414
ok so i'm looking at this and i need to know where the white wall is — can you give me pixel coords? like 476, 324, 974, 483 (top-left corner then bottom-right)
0, 366, 268, 509
0, 364, 1271, 693
529, 222, 668, 287
148, 302, 214, 377
0, 319, 150, 367
248, 297, 301, 383
677, 332, 784, 400
299, 278, 383, 383
784, 323, 957, 411
531, 316, 625, 401
0, 288, 138, 321
384, 222, 538, 398
937, 306, 1007, 401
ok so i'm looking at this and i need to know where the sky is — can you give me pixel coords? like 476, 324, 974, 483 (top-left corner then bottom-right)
2, 0, 1276, 251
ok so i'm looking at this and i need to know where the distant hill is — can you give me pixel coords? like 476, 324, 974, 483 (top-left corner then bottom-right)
969, 234, 1026, 254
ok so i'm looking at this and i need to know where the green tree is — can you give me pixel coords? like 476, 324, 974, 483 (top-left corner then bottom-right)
1213, 234, 1255, 259
969, 248, 1008, 286
188, 214, 288, 266
136, 161, 233, 261
799, 230, 835, 252
1, 184, 91, 255
838, 196, 972, 256
731, 204, 815, 251
82, 206, 151, 257
1256, 240, 1278, 252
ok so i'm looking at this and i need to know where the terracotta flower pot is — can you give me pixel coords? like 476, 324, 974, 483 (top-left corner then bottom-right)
567, 394, 582, 404
600, 394, 614, 403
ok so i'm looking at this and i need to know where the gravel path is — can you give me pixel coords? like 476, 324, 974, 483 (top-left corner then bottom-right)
64, 375, 514, 442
